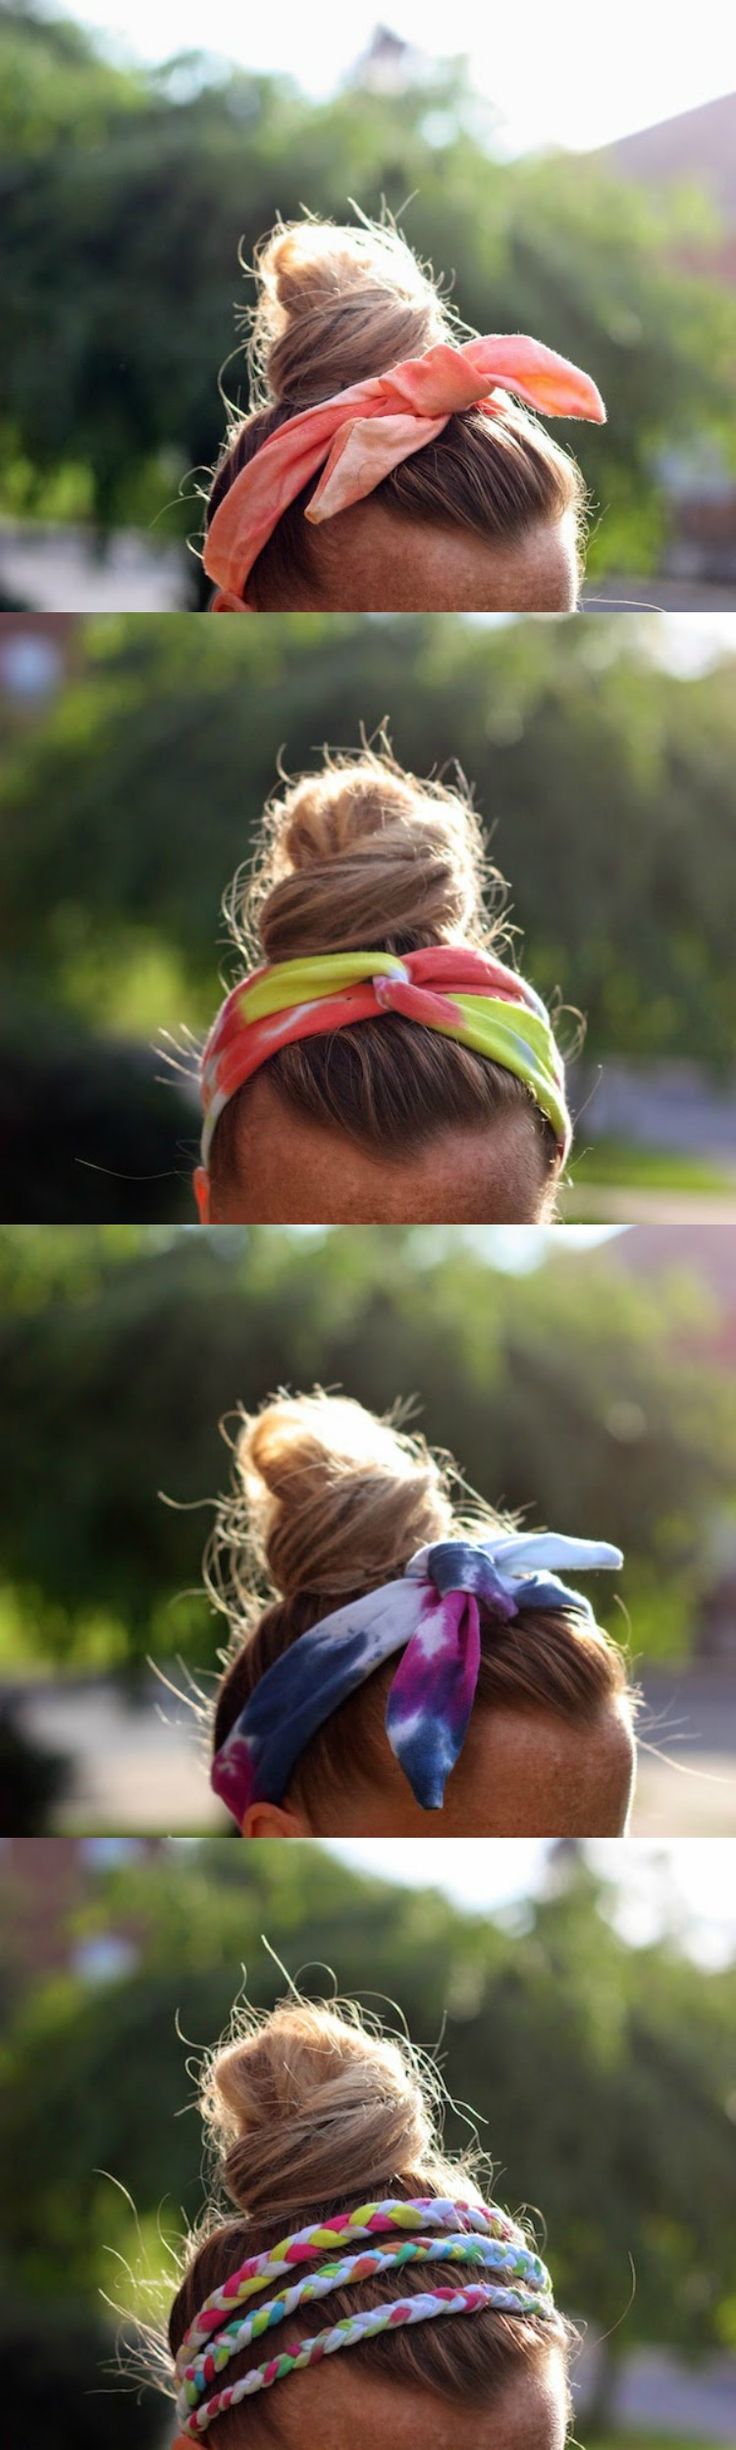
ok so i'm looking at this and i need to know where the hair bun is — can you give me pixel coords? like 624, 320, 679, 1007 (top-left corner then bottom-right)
251, 217, 448, 408
205, 2000, 439, 2224
236, 1388, 451, 1599
234, 748, 495, 962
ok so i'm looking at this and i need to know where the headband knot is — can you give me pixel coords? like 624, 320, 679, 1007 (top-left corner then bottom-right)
373, 960, 411, 1004
414, 1537, 523, 1621
211, 1528, 623, 1826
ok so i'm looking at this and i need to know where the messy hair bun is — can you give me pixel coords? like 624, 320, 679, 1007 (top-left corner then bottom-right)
203, 1996, 448, 2226
168, 1993, 570, 2439
229, 745, 494, 967
250, 219, 447, 410
221, 1389, 453, 1605
206, 211, 587, 611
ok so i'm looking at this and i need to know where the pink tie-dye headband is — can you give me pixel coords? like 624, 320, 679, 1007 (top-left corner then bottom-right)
204, 332, 606, 609
198, 945, 572, 1171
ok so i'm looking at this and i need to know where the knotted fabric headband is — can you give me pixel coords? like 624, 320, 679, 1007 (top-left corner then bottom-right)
211, 1529, 623, 1824
199, 946, 571, 1169
204, 331, 606, 608
173, 2195, 556, 2436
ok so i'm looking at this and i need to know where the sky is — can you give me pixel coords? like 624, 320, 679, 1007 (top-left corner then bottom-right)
260, 1225, 627, 1271
646, 614, 736, 673
425, 615, 736, 673
63, 0, 734, 153
459, 614, 736, 668
328, 1838, 736, 1966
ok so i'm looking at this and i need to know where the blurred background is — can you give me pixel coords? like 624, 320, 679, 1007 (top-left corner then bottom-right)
1, 1220, 735, 1835
1, 3, 736, 610
1, 609, 735, 1225
0, 1834, 734, 2446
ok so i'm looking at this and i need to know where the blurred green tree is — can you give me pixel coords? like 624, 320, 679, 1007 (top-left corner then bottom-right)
0, 1842, 734, 2434
1, 8, 734, 562
1, 617, 735, 1073
0, 1225, 732, 1667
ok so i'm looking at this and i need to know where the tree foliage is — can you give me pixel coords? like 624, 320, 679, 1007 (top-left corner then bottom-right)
3, 615, 736, 1219
1, 6, 734, 556
0, 1223, 732, 1667
1, 612, 736, 1225
0, 1841, 734, 2443
2, 613, 735, 1047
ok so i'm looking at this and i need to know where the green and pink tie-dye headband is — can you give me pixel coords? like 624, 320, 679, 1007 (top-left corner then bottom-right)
173, 2194, 556, 2438
199, 945, 572, 1170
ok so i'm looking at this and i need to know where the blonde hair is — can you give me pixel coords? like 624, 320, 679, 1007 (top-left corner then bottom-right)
210, 1388, 629, 1821
205, 215, 588, 606
168, 1993, 573, 2443
208, 743, 563, 1210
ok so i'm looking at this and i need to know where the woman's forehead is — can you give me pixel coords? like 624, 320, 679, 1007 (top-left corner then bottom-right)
248, 2348, 568, 2450
311, 495, 579, 613
214, 1077, 555, 1225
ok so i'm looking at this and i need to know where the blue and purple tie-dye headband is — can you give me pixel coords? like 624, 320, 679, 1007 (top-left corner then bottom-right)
211, 1531, 623, 1826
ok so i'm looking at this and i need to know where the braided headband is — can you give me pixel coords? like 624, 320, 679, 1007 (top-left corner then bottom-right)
204, 331, 606, 608
174, 2196, 555, 2437
199, 946, 571, 1170
211, 1529, 623, 1824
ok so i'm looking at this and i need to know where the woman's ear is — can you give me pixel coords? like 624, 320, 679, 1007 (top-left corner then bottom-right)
193, 1165, 211, 1222
241, 1799, 309, 1840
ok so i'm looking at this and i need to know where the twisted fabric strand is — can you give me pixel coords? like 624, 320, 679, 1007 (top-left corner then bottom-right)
176, 2196, 517, 2365
174, 2196, 555, 2438
177, 2235, 551, 2422
179, 2285, 551, 2434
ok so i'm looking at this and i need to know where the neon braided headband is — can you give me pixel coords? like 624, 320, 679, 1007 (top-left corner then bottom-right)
211, 1529, 623, 1824
173, 2196, 555, 2437
199, 946, 571, 1170
203, 332, 606, 608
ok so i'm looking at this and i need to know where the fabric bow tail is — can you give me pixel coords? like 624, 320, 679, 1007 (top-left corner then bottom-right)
385, 1588, 481, 1811
306, 409, 450, 524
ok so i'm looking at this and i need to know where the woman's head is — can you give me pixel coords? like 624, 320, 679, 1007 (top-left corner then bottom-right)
204, 217, 595, 612
194, 747, 570, 1225
168, 1995, 573, 2450
209, 1391, 636, 1839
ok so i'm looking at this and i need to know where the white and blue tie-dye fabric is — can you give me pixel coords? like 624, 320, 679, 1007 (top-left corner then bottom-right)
211, 1531, 623, 1825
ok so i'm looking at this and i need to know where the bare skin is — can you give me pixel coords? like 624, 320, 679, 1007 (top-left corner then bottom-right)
218, 2343, 570, 2450
255, 500, 580, 612
194, 1079, 562, 1224
242, 1697, 636, 1841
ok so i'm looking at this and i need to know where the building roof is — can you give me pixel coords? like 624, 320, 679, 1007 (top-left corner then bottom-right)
579, 1226, 736, 1370
599, 89, 736, 222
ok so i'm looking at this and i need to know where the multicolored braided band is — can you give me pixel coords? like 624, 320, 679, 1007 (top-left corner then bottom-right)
173, 2195, 555, 2436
